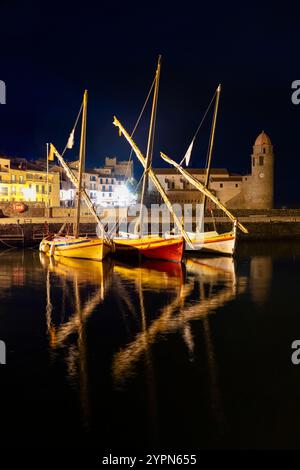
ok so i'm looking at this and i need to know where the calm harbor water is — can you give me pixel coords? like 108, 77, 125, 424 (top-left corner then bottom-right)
1, 242, 300, 451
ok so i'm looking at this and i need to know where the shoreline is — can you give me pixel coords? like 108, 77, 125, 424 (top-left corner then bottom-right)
1, 215, 300, 246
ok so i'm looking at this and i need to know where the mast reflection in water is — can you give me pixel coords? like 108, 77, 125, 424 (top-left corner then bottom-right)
1, 244, 300, 450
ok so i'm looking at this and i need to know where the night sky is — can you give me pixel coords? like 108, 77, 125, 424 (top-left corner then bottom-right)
1, 1, 300, 205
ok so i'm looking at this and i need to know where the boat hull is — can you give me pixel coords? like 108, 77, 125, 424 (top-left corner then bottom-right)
39, 236, 111, 261
186, 231, 236, 256
114, 236, 183, 263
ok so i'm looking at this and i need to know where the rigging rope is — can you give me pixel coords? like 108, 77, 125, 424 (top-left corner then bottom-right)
0, 239, 18, 249
124, 76, 156, 181
57, 98, 83, 232
107, 168, 146, 237
0, 245, 16, 253
179, 88, 218, 167
204, 92, 218, 171
108, 76, 157, 238
61, 101, 84, 157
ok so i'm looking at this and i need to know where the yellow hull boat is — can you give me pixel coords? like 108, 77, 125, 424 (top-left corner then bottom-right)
39, 236, 112, 261
186, 228, 236, 256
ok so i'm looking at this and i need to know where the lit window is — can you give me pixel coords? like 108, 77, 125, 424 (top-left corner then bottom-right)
11, 174, 16, 182
0, 187, 8, 196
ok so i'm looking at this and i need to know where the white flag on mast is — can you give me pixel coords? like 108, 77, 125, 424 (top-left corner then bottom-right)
183, 140, 194, 166
67, 129, 75, 149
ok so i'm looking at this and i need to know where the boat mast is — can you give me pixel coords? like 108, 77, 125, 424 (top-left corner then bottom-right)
139, 55, 161, 237
46, 142, 49, 209
74, 90, 88, 238
113, 116, 194, 248
49, 143, 109, 240
203, 84, 221, 210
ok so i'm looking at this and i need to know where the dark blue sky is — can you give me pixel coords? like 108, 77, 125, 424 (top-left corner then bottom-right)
0, 1, 300, 205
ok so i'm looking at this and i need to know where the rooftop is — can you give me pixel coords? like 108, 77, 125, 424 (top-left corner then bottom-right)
254, 131, 272, 146
153, 168, 230, 175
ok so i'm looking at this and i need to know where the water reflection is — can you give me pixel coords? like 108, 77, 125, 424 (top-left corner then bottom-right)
113, 257, 242, 384
112, 256, 245, 437
40, 253, 113, 429
0, 249, 28, 292
2, 244, 300, 448
35, 250, 274, 444
250, 256, 272, 304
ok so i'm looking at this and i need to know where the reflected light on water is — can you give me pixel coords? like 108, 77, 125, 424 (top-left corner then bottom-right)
0, 246, 282, 449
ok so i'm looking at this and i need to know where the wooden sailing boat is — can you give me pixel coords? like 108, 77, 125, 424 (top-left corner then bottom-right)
161, 151, 248, 255
39, 90, 112, 261
160, 84, 248, 256
113, 57, 190, 263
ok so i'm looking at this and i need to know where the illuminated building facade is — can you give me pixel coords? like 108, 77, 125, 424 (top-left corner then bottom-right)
0, 156, 60, 206
150, 131, 274, 210
60, 157, 135, 207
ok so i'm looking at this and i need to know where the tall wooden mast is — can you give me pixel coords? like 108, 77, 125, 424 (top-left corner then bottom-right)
139, 55, 161, 237
113, 116, 194, 248
74, 90, 88, 238
203, 84, 221, 210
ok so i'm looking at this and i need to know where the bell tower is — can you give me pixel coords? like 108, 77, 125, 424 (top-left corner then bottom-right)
249, 131, 274, 209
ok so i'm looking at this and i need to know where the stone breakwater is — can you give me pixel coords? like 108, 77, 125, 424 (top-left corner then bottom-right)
1, 209, 300, 246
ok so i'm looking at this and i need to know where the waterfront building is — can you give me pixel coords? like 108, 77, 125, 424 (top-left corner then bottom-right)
60, 156, 135, 207
150, 131, 274, 209
0, 156, 60, 206
0, 154, 134, 208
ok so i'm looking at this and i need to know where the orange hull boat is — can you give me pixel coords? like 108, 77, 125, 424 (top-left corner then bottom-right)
114, 236, 184, 263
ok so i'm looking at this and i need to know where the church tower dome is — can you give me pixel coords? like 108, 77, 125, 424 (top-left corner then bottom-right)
254, 131, 272, 147
246, 130, 274, 209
